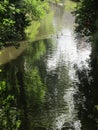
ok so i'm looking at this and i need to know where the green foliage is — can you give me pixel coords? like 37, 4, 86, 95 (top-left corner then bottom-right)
74, 1, 98, 123
0, 0, 49, 46
24, 41, 47, 103
73, 0, 98, 68
26, 67, 46, 101
0, 0, 28, 45
73, 0, 98, 37
24, 0, 49, 20
0, 80, 21, 130
25, 21, 41, 41
95, 105, 98, 110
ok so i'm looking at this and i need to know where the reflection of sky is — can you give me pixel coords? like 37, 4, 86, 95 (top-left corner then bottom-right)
46, 26, 91, 130
46, 29, 76, 71
46, 28, 91, 78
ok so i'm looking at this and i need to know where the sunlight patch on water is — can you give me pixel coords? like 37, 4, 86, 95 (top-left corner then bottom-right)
55, 114, 67, 129
46, 27, 91, 83
46, 29, 77, 72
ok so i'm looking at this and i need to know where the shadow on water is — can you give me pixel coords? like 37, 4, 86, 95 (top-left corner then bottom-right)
75, 62, 98, 130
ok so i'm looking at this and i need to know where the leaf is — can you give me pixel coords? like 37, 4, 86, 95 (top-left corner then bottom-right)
95, 105, 98, 110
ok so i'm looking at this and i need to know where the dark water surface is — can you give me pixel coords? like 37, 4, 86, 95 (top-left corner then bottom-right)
0, 3, 97, 130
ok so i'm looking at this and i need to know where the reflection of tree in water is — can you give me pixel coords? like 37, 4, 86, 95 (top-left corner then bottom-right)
0, 39, 50, 130
0, 66, 21, 130
75, 62, 98, 130
0, 54, 28, 130
22, 38, 74, 130
39, 58, 77, 130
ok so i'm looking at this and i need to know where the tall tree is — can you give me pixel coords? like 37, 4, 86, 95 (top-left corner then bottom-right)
73, 0, 98, 38
0, 0, 28, 44
0, 0, 49, 46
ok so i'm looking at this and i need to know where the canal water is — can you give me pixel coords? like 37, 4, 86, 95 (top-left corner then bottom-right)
0, 3, 97, 130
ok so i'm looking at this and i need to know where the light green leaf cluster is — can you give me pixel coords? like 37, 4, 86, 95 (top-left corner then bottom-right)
0, 0, 50, 46
95, 105, 98, 110
2, 19, 15, 26
0, 80, 21, 130
24, 0, 49, 20
25, 66, 46, 103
